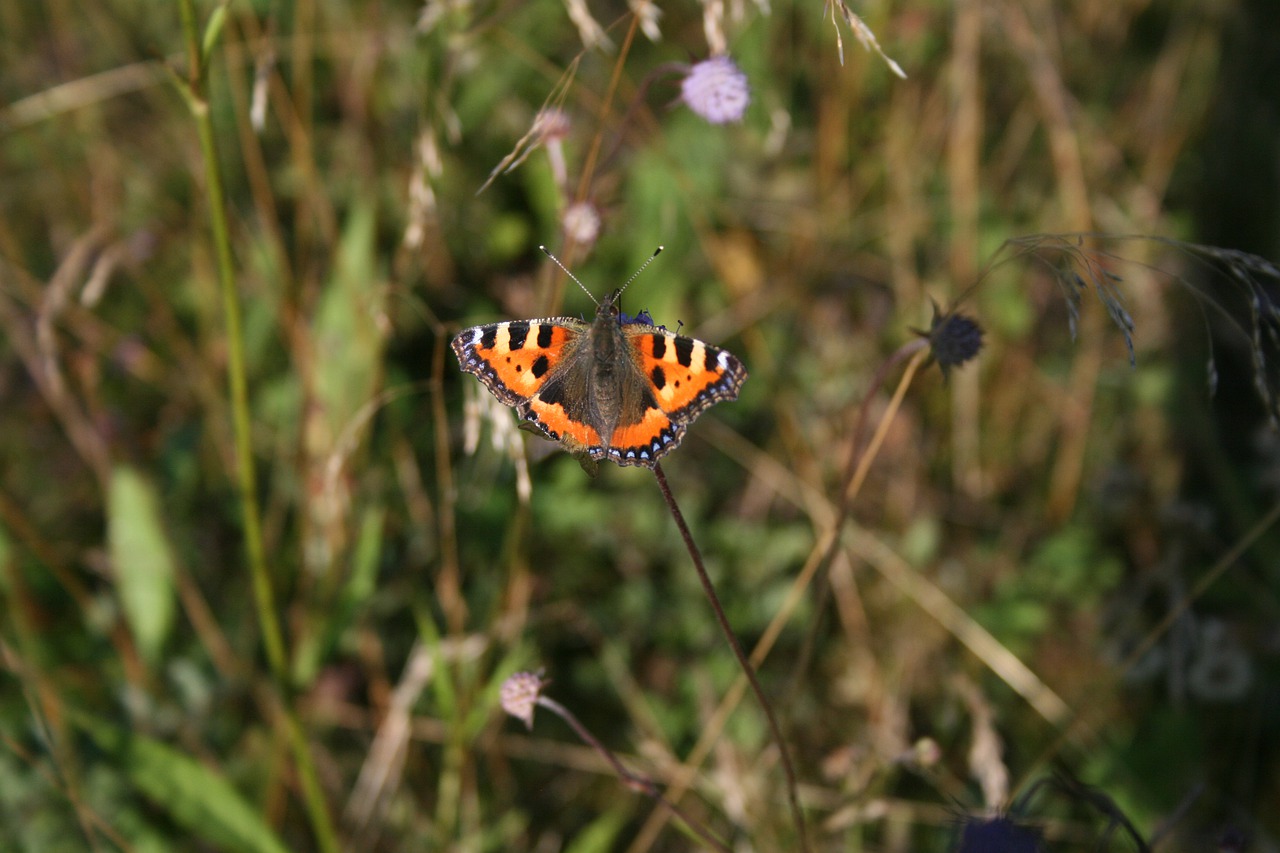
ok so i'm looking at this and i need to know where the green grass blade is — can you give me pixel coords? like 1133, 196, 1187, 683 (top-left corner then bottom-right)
74, 714, 290, 853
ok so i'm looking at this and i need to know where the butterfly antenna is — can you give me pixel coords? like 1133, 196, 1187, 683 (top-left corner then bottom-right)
539, 245, 598, 306
617, 245, 664, 298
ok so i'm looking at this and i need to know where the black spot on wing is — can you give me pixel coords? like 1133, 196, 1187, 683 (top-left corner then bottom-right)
507, 322, 530, 350
537, 324, 554, 348
480, 327, 498, 350
532, 355, 550, 378
674, 337, 694, 367
651, 335, 667, 360
650, 365, 666, 390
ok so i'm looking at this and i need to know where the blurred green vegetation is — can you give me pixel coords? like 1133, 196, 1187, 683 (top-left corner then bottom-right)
2, 0, 1278, 850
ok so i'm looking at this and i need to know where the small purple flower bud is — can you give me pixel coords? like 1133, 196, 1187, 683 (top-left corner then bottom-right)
680, 56, 750, 124
619, 308, 655, 327
562, 201, 601, 247
955, 815, 1044, 853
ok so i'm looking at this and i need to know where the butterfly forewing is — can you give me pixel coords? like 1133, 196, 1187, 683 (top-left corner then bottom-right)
451, 318, 583, 406
627, 327, 747, 420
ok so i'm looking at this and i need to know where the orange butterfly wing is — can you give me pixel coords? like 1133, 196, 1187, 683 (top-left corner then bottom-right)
452, 318, 605, 450
598, 327, 746, 465
452, 319, 579, 405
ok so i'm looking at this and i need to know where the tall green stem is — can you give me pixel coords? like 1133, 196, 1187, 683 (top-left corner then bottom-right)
174, 2, 338, 850
180, 6, 285, 683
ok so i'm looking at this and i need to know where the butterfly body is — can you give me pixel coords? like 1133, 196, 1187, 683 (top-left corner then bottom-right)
452, 289, 746, 467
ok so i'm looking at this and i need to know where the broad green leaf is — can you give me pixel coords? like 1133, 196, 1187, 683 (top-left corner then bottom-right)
313, 202, 386, 438
107, 466, 177, 664
75, 714, 289, 853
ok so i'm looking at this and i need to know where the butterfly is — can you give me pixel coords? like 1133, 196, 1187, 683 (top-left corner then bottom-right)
451, 251, 747, 468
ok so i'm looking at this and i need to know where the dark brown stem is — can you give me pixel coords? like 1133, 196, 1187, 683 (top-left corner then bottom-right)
652, 462, 809, 852
596, 62, 688, 173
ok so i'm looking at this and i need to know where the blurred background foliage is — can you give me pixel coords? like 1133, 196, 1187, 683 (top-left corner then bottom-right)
1, 0, 1278, 850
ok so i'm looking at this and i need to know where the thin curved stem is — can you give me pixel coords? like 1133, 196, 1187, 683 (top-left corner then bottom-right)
652, 463, 809, 852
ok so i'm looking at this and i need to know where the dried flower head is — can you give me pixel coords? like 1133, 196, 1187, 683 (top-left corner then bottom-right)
629, 0, 662, 41
480, 108, 572, 194
533, 108, 573, 191
563, 0, 612, 50
533, 107, 572, 143
680, 56, 750, 124
500, 671, 547, 730
562, 201, 601, 247
918, 299, 984, 379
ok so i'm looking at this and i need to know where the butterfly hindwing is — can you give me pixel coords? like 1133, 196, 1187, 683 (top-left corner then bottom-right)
604, 406, 680, 465
521, 371, 606, 451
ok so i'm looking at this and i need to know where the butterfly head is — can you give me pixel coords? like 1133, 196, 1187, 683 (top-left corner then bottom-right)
600, 288, 658, 329
601, 287, 624, 312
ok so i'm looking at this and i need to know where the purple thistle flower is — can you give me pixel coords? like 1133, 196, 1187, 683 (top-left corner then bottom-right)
619, 308, 656, 327
680, 56, 750, 124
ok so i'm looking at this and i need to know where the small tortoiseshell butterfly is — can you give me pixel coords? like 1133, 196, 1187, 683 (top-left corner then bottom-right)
451, 248, 747, 468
